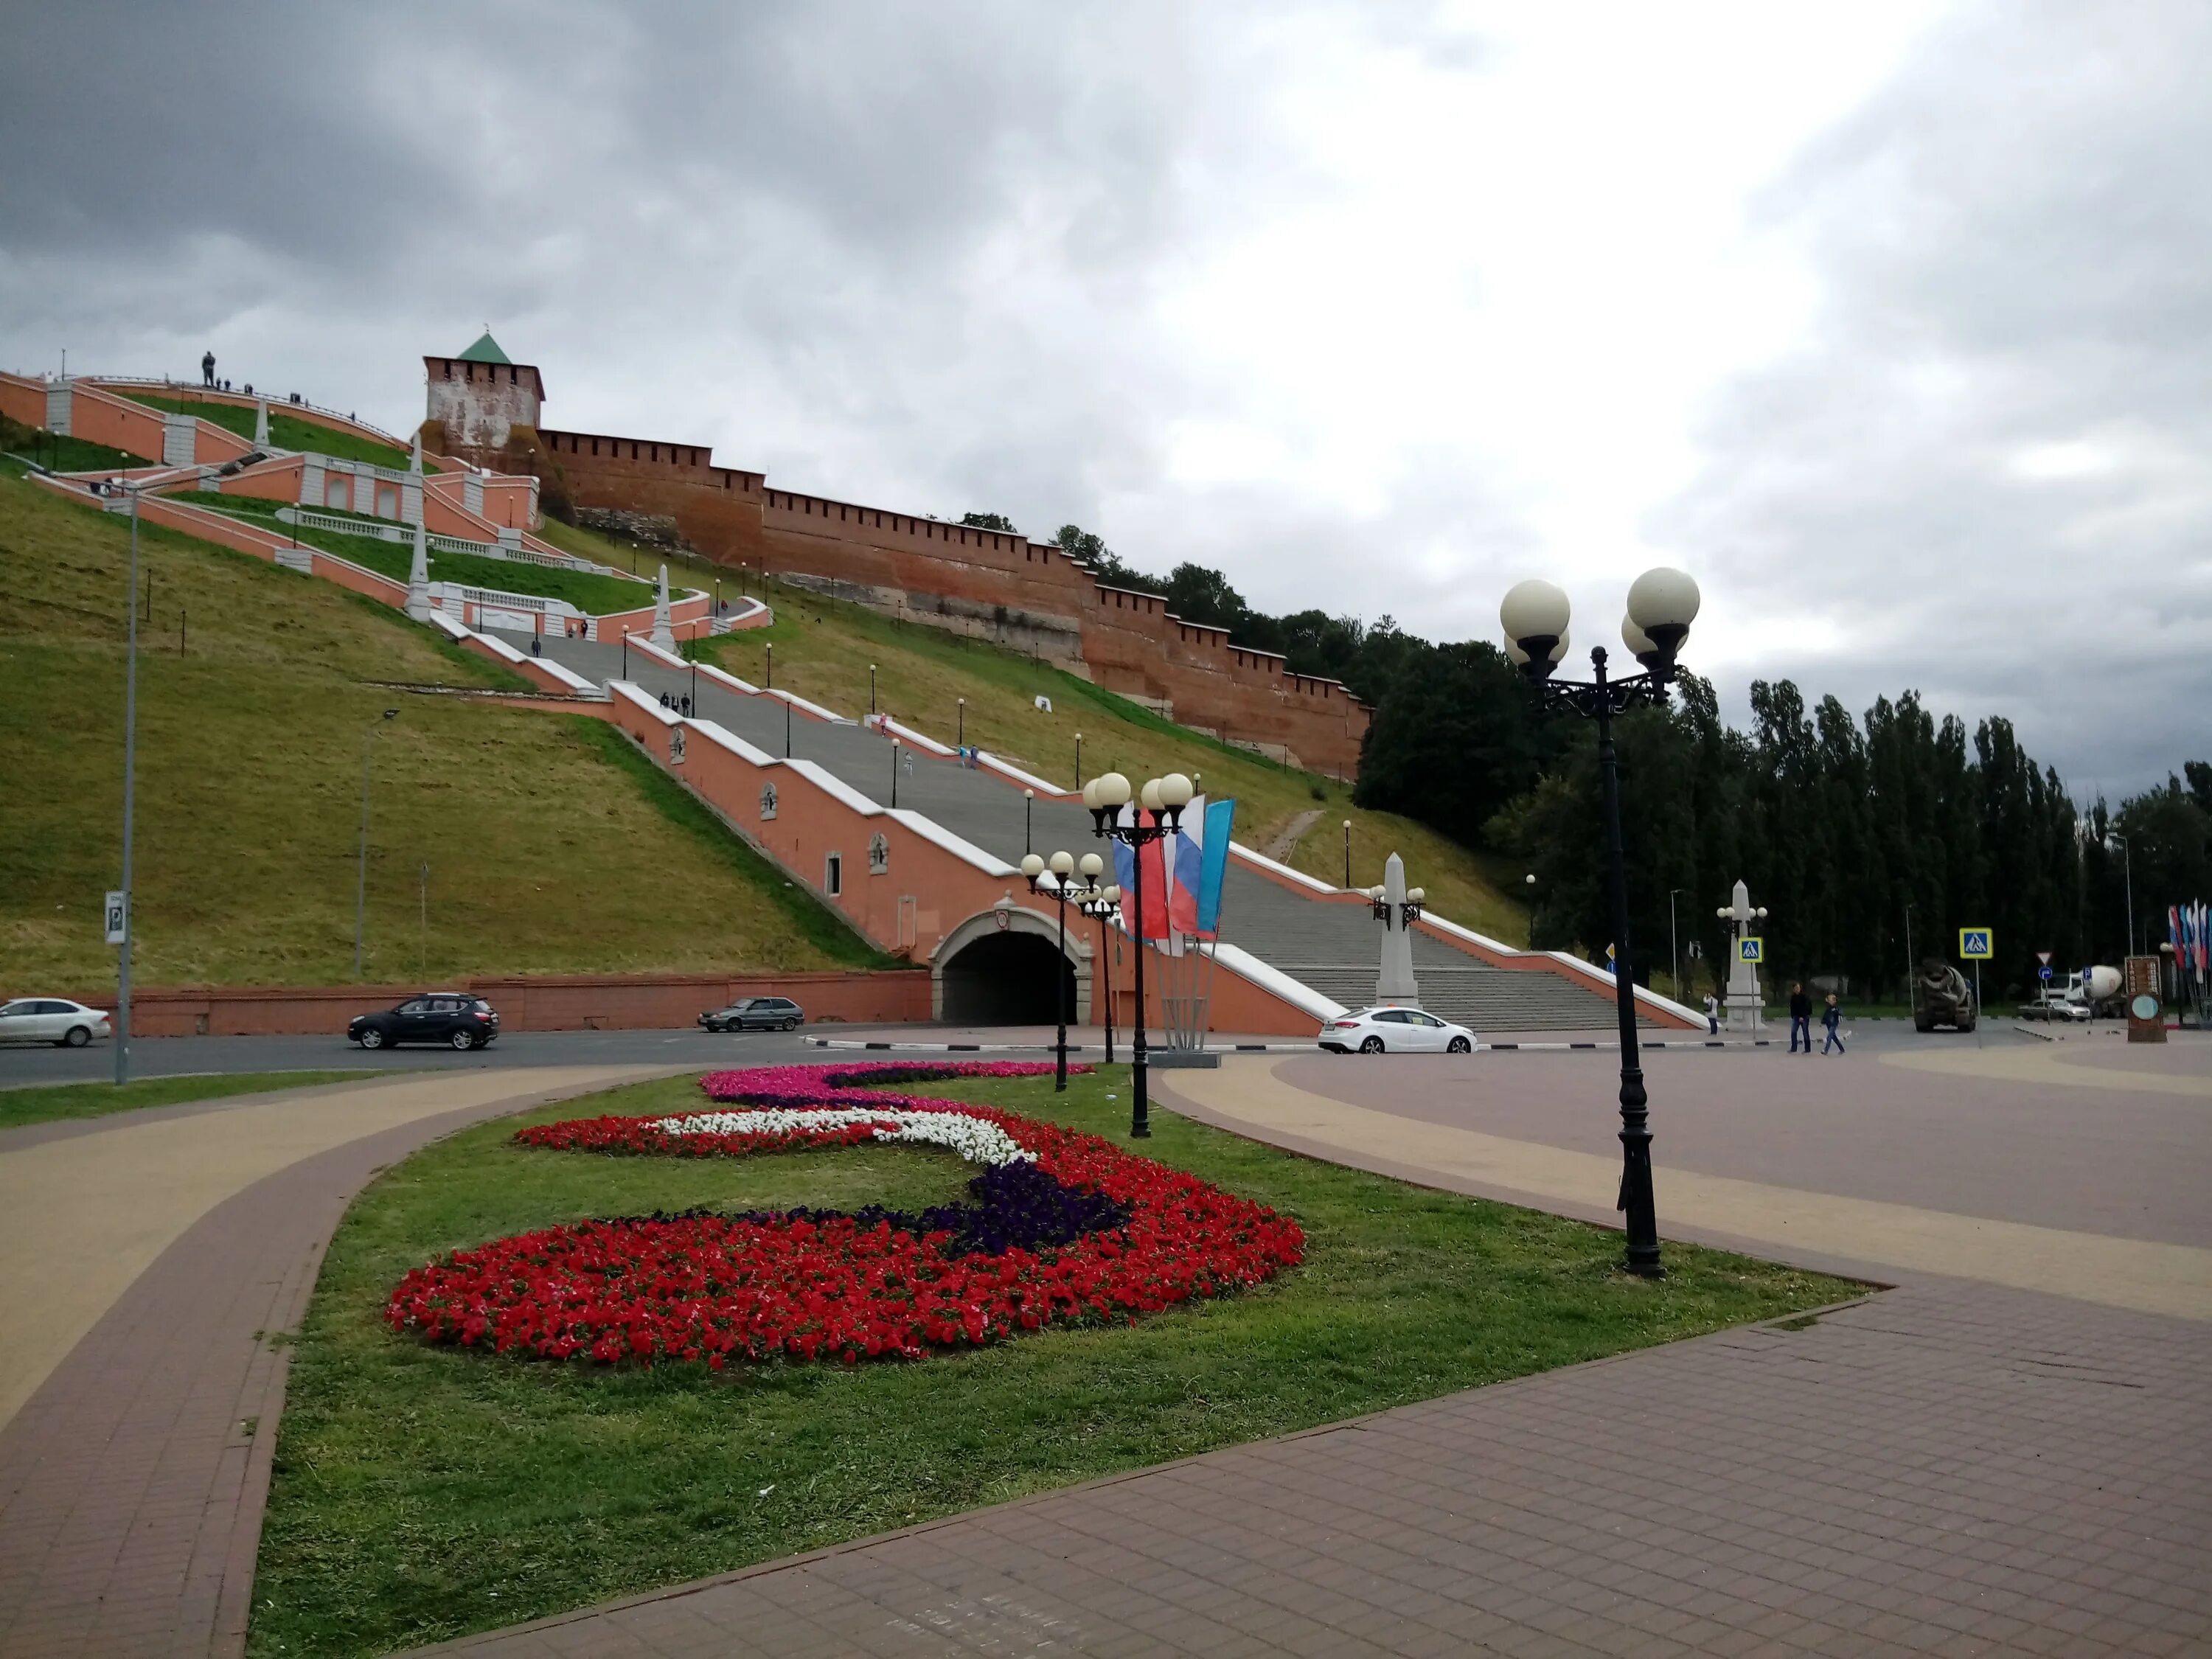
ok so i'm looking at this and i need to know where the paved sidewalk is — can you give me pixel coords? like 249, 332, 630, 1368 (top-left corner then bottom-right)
0, 1067, 673, 1659
421, 1281, 2211, 1658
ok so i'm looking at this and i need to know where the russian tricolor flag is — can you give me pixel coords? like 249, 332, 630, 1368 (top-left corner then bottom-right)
1110, 795, 1236, 945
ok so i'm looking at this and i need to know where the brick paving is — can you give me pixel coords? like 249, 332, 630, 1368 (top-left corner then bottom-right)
420, 1281, 2211, 1658
0, 1073, 668, 1659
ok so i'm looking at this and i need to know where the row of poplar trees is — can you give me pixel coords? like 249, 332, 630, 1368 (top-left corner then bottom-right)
1355, 644, 2209, 1002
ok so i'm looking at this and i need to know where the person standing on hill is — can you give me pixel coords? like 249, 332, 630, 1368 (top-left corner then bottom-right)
1789, 982, 1813, 1052
1822, 993, 1846, 1054
201, 349, 215, 388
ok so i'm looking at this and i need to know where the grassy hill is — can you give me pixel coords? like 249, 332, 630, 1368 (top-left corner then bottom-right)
0, 472, 882, 990
539, 519, 1531, 943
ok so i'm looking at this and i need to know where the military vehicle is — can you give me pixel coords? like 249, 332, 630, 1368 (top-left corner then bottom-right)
1913, 959, 1977, 1032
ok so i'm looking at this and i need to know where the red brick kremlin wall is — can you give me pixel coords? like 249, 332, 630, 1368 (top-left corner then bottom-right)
522, 425, 1371, 776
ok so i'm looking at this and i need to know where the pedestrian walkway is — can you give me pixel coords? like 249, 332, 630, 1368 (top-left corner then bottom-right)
421, 1281, 2209, 1658
0, 1067, 678, 1659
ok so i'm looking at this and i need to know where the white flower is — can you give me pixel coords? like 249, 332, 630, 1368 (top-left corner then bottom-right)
650, 1107, 1034, 1168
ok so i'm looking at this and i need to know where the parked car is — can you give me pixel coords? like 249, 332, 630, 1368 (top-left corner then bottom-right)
0, 998, 111, 1047
348, 993, 500, 1050
1319, 1006, 1476, 1054
2017, 989, 2093, 1022
700, 996, 806, 1033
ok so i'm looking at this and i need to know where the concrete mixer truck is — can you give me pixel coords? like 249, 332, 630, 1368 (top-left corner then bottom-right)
2018, 965, 2123, 1021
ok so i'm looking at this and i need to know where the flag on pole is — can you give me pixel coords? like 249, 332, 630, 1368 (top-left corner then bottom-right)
1166, 795, 1235, 939
1107, 805, 1175, 947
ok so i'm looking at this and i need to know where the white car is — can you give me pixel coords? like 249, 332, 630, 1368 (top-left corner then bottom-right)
1319, 1006, 1477, 1054
0, 998, 113, 1047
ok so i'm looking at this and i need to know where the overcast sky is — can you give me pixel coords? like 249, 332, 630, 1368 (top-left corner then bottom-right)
4, 1, 2206, 794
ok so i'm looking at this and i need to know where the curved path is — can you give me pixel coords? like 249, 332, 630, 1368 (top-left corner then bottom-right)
0, 1067, 677, 1659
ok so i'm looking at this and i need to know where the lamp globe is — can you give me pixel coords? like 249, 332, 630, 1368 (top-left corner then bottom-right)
1408, 887, 1425, 902
1103, 883, 1121, 903
1020, 853, 1045, 880
1626, 567, 1700, 656
1094, 772, 1132, 809
1048, 849, 1075, 877
1500, 579, 1571, 659
1079, 852, 1104, 878
1139, 778, 1164, 812
1158, 772, 1194, 808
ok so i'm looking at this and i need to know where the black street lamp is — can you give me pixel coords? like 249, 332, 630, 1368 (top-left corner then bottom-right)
1365, 880, 1425, 928
764, 641, 773, 690
1074, 731, 1083, 790
889, 737, 900, 807
1020, 849, 1102, 1091
1342, 818, 1352, 888
1498, 567, 1702, 1279
1083, 769, 1194, 1137
1077, 881, 1124, 1065
620, 627, 630, 678
956, 696, 966, 748
1023, 787, 1034, 855
869, 663, 877, 716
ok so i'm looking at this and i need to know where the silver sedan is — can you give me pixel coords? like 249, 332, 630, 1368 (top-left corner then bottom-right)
1318, 1006, 1477, 1054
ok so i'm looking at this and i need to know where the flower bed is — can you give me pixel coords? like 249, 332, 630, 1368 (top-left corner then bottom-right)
386, 1063, 1304, 1368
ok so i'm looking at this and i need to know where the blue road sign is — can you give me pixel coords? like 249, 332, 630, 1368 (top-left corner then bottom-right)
2039, 964, 2053, 981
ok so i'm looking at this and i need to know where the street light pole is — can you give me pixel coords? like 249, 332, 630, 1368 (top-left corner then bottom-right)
1905, 902, 1916, 1015
1079, 884, 1122, 1065
956, 697, 965, 749
115, 484, 142, 1085
869, 664, 877, 716
1669, 888, 1680, 1001
353, 708, 399, 979
1022, 850, 1091, 1091
1500, 568, 1703, 1279
1343, 818, 1352, 888
2108, 834, 2136, 958
1023, 788, 1034, 855
1085, 771, 1193, 1137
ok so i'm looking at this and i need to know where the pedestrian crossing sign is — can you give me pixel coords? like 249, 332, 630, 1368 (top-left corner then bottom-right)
1959, 928, 1993, 960
1739, 936, 1763, 963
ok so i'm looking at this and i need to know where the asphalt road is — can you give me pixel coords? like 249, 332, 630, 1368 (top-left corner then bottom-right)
0, 1014, 2069, 1089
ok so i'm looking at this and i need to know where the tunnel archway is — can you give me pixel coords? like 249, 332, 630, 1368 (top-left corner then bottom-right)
933, 906, 1088, 1026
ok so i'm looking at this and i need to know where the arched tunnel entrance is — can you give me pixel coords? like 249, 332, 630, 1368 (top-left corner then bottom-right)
934, 911, 1084, 1026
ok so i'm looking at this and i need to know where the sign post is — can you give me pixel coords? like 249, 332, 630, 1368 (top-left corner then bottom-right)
2124, 955, 2166, 1045
1959, 928, 1992, 1034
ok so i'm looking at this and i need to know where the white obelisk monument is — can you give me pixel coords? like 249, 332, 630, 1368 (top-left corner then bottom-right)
1720, 878, 1766, 1032
1375, 852, 1420, 1006
650, 563, 677, 651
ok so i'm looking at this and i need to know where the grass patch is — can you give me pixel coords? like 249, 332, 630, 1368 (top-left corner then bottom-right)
0, 1071, 378, 1130
0, 412, 143, 477
251, 1063, 1856, 1657
113, 389, 412, 470
0, 472, 880, 987
169, 491, 662, 617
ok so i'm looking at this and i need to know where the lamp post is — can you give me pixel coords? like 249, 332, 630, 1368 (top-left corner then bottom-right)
764, 641, 772, 690
353, 707, 400, 979
1023, 787, 1034, 854
620, 627, 630, 678
1077, 881, 1123, 1064
1669, 888, 1681, 1001
1021, 849, 1100, 1091
1074, 731, 1083, 790
114, 481, 144, 1084
956, 697, 966, 748
889, 737, 900, 808
1343, 818, 1352, 888
2107, 833, 2136, 959
1083, 769, 1193, 1137
785, 692, 793, 759
1905, 901, 1915, 1015
869, 663, 877, 716
1498, 567, 1703, 1279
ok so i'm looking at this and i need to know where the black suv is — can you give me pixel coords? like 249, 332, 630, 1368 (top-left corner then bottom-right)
349, 993, 501, 1050
699, 996, 804, 1033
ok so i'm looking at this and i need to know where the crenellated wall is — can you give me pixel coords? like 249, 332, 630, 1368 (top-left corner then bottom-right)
524, 425, 1371, 775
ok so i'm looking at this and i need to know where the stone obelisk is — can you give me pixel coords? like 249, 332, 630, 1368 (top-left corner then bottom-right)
405, 516, 432, 622
1375, 852, 1420, 1006
1721, 878, 1764, 1031
650, 563, 677, 651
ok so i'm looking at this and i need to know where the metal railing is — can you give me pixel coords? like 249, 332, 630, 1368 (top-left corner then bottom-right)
274, 507, 637, 577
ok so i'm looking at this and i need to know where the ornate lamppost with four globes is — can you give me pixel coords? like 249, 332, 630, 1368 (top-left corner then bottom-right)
1498, 566, 1702, 1278
1020, 849, 1113, 1092
1075, 768, 1194, 1138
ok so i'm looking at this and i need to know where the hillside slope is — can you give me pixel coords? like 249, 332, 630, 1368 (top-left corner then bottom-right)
536, 518, 1531, 945
0, 474, 880, 988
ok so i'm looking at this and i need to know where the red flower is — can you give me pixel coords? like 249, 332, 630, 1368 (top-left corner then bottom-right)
386, 1064, 1304, 1368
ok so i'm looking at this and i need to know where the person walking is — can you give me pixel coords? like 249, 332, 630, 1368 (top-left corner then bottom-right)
1821, 993, 1846, 1054
1788, 982, 1813, 1053
1703, 991, 1719, 1035
201, 349, 215, 388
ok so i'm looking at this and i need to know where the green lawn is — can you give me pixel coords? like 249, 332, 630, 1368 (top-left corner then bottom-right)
0, 1071, 378, 1130
251, 1064, 1857, 1658
0, 413, 144, 478
170, 491, 664, 617
0, 471, 884, 987
114, 389, 412, 470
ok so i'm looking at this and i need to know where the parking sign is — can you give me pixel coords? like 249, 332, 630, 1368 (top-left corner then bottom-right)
1959, 928, 1993, 960
1739, 936, 1763, 964
104, 890, 128, 945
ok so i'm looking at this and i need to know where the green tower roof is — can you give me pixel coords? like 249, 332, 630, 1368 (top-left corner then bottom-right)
455, 331, 512, 366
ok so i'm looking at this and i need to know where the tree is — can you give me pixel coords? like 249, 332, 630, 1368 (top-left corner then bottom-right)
1054, 524, 1164, 595
959, 511, 1017, 532
1355, 640, 1549, 847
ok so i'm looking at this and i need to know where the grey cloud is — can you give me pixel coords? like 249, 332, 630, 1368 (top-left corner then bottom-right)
1656, 0, 2212, 791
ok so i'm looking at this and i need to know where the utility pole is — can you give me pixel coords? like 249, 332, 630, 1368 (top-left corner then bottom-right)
1669, 888, 1681, 1000
114, 485, 142, 1085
